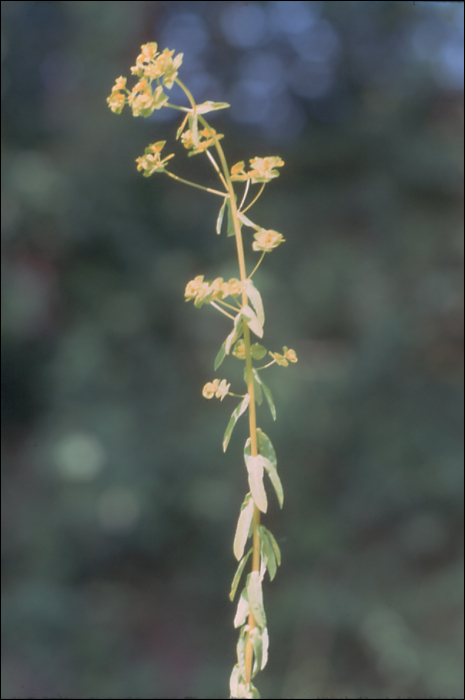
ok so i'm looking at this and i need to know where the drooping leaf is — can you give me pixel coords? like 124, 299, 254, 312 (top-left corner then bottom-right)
233, 494, 254, 561
256, 429, 283, 507
241, 304, 263, 338
237, 624, 248, 679
225, 311, 244, 354
227, 197, 236, 237
260, 627, 269, 671
247, 571, 267, 628
237, 210, 260, 230
194, 100, 231, 113
255, 374, 276, 420
234, 588, 250, 629
223, 394, 250, 452
230, 548, 253, 601
259, 525, 277, 581
256, 429, 277, 468
261, 526, 281, 566
216, 196, 228, 235
214, 340, 227, 370
244, 439, 267, 513
249, 626, 263, 678
245, 280, 265, 329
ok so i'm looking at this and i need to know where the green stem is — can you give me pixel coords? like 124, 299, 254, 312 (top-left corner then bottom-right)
247, 252, 266, 280
209, 301, 236, 320
242, 183, 265, 214
164, 170, 226, 197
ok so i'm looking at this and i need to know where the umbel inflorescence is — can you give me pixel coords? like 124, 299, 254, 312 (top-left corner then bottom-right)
108, 43, 297, 700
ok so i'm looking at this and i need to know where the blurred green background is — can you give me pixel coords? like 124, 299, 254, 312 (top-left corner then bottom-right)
1, 2, 463, 699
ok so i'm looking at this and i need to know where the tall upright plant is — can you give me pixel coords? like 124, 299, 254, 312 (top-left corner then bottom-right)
108, 43, 297, 699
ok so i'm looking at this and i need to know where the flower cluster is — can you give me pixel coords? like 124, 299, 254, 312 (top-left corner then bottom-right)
107, 42, 182, 117
130, 43, 183, 89
181, 127, 224, 156
202, 378, 230, 400
185, 276, 244, 307
135, 141, 174, 176
252, 229, 285, 253
269, 346, 298, 367
230, 157, 285, 184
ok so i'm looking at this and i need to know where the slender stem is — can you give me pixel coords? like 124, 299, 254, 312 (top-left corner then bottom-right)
209, 301, 236, 320
238, 179, 251, 211
242, 183, 265, 214
247, 252, 266, 280
165, 170, 226, 197
255, 359, 277, 370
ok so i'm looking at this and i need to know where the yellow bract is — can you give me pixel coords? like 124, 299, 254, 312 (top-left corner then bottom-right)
252, 229, 285, 253
230, 157, 284, 183
135, 141, 174, 176
202, 378, 230, 400
181, 127, 224, 155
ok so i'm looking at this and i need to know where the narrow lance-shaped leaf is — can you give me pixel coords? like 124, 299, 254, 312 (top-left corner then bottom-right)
229, 664, 240, 700
244, 439, 267, 513
256, 428, 283, 507
258, 525, 277, 581
247, 571, 267, 628
216, 196, 228, 235
225, 311, 245, 354
241, 304, 263, 338
236, 624, 248, 679
253, 371, 276, 420
214, 340, 227, 371
223, 394, 250, 452
245, 279, 265, 329
234, 587, 250, 629
230, 547, 253, 601
249, 627, 263, 678
234, 493, 254, 561
261, 525, 281, 567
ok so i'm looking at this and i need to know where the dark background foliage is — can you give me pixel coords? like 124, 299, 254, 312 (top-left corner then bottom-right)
1, 2, 463, 699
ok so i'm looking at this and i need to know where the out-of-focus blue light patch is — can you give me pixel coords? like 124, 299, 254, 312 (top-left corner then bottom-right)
98, 487, 140, 532
238, 51, 286, 95
410, 5, 464, 91
54, 432, 105, 481
288, 18, 341, 64
220, 2, 268, 48
229, 79, 272, 124
269, 0, 320, 36
159, 12, 209, 56
261, 94, 307, 144
288, 57, 334, 100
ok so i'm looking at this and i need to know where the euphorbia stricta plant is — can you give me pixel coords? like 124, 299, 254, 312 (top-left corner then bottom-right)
108, 43, 297, 699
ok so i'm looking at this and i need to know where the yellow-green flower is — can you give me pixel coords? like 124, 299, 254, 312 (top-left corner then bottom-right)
252, 229, 285, 253
248, 156, 284, 184
233, 340, 246, 359
283, 347, 298, 363
215, 379, 230, 400
227, 278, 243, 297
209, 277, 229, 300
230, 161, 248, 181
181, 127, 224, 155
202, 379, 220, 399
136, 141, 174, 176
270, 352, 288, 367
185, 275, 205, 300
107, 76, 127, 114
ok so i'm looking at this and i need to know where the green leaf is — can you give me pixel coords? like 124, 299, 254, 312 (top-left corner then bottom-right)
237, 210, 261, 230
216, 197, 228, 235
244, 439, 267, 513
230, 548, 253, 601
223, 394, 250, 452
233, 494, 254, 561
245, 280, 265, 329
256, 429, 277, 467
261, 526, 281, 567
259, 526, 277, 581
225, 311, 244, 354
249, 627, 262, 678
234, 588, 250, 629
247, 571, 267, 628
194, 100, 231, 114
256, 428, 283, 507
244, 367, 263, 406
241, 304, 263, 338
260, 627, 269, 671
253, 373, 276, 420
251, 343, 267, 360
227, 197, 236, 237
214, 340, 227, 370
